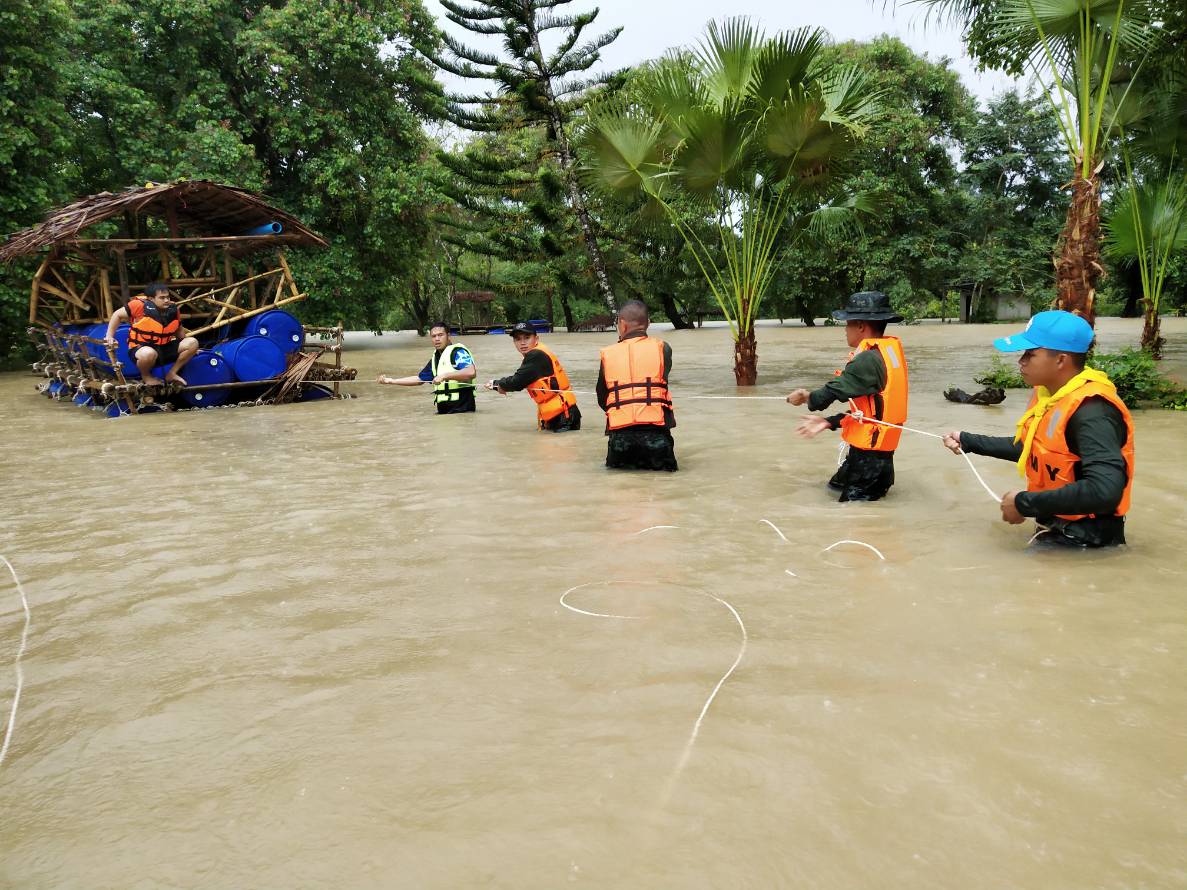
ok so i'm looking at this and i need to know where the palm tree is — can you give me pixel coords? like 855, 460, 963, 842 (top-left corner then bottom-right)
909, 0, 1162, 324
1105, 175, 1187, 357
579, 18, 878, 384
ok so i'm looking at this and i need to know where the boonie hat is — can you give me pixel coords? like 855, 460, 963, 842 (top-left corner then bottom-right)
508, 321, 537, 336
831, 291, 903, 323
993, 310, 1094, 353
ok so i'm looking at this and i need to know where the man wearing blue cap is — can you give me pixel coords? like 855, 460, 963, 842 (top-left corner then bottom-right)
943, 310, 1135, 547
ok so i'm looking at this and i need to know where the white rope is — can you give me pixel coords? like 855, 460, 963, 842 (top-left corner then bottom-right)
0, 556, 32, 768
634, 525, 680, 535
785, 569, 798, 578
845, 401, 1001, 503
560, 580, 747, 784
758, 519, 788, 542
823, 539, 887, 561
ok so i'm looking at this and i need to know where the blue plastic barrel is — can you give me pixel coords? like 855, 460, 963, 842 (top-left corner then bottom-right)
244, 310, 304, 353
84, 323, 108, 360
72, 389, 93, 407
160, 350, 234, 407
213, 335, 287, 382
100, 401, 131, 418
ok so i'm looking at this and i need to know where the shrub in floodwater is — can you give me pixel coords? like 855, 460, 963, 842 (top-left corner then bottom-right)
1089, 348, 1187, 409
973, 348, 1187, 408
974, 355, 1027, 389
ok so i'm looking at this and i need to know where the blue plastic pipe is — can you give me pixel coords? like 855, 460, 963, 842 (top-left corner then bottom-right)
244, 222, 283, 236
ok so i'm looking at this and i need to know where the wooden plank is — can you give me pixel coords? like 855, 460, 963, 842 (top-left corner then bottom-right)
275, 251, 300, 298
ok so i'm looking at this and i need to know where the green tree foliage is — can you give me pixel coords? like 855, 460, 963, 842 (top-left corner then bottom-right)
773, 37, 976, 323
582, 18, 879, 384
0, 0, 77, 364
958, 90, 1067, 318
430, 0, 624, 313
3, 0, 438, 345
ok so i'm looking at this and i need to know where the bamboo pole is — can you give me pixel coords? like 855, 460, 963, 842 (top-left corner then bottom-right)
185, 292, 307, 338
210, 286, 243, 326
171, 267, 283, 307
275, 251, 300, 299
29, 255, 50, 323
115, 247, 131, 306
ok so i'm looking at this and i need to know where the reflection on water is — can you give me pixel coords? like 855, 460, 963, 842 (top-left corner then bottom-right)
1, 318, 1185, 889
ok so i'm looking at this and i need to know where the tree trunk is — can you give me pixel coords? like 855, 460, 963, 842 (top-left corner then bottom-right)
733, 325, 757, 386
1141, 302, 1163, 359
1120, 262, 1142, 317
557, 289, 576, 331
525, 25, 619, 317
1053, 165, 1103, 325
659, 291, 693, 329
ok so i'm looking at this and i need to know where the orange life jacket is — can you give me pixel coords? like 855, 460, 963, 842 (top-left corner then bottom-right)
128, 298, 181, 349
599, 336, 672, 431
1019, 382, 1135, 520
524, 343, 577, 425
839, 336, 908, 452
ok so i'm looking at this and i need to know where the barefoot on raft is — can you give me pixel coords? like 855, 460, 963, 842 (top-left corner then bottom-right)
165, 373, 187, 386
142, 374, 164, 386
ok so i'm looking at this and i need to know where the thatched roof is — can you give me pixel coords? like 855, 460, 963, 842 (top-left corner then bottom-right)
0, 180, 327, 261
454, 290, 496, 303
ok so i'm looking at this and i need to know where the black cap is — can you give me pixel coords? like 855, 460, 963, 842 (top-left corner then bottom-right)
507, 322, 537, 336
831, 291, 903, 323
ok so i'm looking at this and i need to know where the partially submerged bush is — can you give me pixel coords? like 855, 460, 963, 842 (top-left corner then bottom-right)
1089, 348, 1187, 409
974, 355, 1027, 389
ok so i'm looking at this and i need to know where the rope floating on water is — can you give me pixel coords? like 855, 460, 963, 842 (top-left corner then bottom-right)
823, 539, 887, 561
634, 525, 681, 535
559, 580, 747, 789
0, 556, 31, 768
758, 519, 789, 543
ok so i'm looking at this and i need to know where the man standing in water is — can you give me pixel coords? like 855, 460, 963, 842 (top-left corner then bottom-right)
942, 310, 1134, 547
104, 282, 199, 386
484, 322, 581, 431
596, 300, 677, 470
377, 321, 477, 414
787, 291, 908, 501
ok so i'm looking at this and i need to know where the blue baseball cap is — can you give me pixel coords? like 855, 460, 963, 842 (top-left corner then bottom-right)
993, 310, 1094, 353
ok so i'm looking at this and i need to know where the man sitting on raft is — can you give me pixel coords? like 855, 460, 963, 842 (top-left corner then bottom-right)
105, 282, 199, 386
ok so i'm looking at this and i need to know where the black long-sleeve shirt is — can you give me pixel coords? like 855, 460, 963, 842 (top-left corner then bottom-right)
807, 348, 886, 430
596, 330, 675, 429
493, 348, 554, 392
960, 396, 1129, 519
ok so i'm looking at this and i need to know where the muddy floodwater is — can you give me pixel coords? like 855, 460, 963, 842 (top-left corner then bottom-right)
1, 318, 1185, 889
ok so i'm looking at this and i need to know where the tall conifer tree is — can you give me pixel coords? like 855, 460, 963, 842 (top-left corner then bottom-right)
430, 0, 623, 313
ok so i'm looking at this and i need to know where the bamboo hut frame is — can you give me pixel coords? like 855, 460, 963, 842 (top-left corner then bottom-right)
3, 181, 358, 415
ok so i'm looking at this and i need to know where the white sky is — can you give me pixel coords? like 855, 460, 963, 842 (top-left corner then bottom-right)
428, 0, 1024, 106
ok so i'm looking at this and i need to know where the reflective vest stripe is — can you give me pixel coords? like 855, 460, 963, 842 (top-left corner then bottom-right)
432, 343, 469, 403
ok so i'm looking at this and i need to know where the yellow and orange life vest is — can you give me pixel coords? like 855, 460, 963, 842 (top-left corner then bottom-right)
525, 343, 577, 425
1017, 380, 1135, 520
839, 336, 908, 452
599, 336, 672, 431
127, 298, 181, 349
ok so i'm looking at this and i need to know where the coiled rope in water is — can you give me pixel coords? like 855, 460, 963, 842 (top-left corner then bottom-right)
0, 556, 31, 768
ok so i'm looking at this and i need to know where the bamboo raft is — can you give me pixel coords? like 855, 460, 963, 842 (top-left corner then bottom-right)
2, 181, 358, 416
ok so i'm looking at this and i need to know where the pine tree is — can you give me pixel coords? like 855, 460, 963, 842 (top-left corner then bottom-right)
429, 0, 623, 313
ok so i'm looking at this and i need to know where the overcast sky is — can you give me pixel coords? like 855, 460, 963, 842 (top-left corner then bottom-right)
428, 0, 1024, 106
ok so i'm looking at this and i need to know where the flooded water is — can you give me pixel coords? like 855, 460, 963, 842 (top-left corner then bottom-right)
1, 317, 1185, 889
